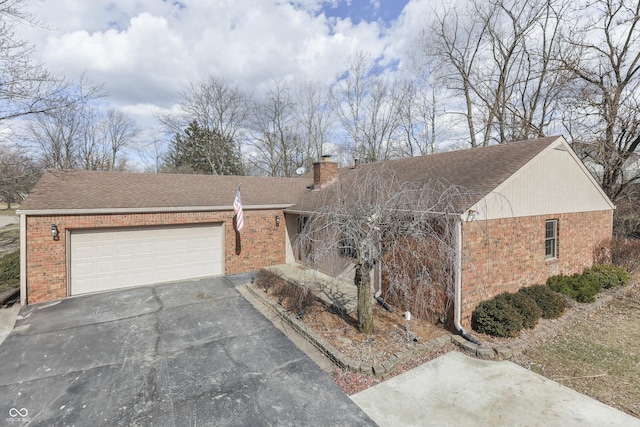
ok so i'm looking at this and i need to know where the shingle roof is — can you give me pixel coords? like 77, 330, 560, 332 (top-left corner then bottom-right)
19, 169, 312, 211
293, 136, 561, 212
20, 136, 561, 213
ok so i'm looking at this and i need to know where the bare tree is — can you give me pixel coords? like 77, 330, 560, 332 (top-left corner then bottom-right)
102, 109, 139, 171
294, 80, 334, 171
425, 0, 569, 146
502, 0, 571, 141
0, 1, 101, 123
558, 0, 640, 202
248, 80, 307, 177
395, 71, 448, 157
136, 131, 168, 173
331, 52, 403, 162
425, 4, 487, 147
76, 105, 108, 170
28, 85, 133, 171
0, 143, 42, 207
296, 166, 473, 334
29, 101, 84, 169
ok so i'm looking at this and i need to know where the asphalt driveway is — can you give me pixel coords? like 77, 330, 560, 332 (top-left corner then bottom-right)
0, 275, 374, 426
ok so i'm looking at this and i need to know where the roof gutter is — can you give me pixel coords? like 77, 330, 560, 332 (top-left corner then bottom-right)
17, 204, 294, 216
284, 208, 463, 216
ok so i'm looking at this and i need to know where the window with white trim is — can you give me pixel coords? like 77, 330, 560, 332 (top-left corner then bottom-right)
545, 219, 557, 259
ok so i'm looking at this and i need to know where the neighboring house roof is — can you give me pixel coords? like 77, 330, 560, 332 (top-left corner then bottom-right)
19, 169, 311, 213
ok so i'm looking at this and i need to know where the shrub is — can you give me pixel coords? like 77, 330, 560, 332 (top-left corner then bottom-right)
518, 285, 566, 319
584, 264, 631, 289
497, 292, 542, 329
471, 298, 523, 338
254, 269, 315, 314
279, 280, 315, 314
610, 237, 640, 273
545, 274, 575, 298
547, 273, 601, 303
0, 250, 19, 286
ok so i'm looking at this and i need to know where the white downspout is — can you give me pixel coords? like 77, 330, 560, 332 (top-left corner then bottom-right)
454, 218, 463, 331
19, 213, 26, 306
454, 216, 480, 344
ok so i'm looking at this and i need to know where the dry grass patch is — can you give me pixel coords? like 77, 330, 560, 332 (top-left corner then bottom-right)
0, 224, 19, 257
512, 283, 640, 418
0, 204, 18, 214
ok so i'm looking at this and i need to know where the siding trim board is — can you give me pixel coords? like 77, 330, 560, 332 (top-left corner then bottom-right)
17, 204, 293, 216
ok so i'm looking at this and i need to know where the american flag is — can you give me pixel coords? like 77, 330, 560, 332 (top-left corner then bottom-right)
233, 186, 244, 232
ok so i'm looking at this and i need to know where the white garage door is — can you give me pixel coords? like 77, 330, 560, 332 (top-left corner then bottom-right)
70, 223, 224, 295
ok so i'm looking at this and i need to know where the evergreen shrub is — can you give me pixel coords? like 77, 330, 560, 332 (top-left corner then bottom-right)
471, 298, 523, 338
497, 292, 542, 329
517, 285, 567, 319
0, 250, 19, 286
583, 264, 630, 289
547, 273, 601, 303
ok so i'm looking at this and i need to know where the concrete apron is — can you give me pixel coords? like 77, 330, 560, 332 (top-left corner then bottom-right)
0, 215, 18, 228
351, 351, 640, 427
0, 305, 19, 346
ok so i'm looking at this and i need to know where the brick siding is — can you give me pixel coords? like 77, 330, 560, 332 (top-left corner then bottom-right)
25, 209, 286, 303
459, 210, 612, 328
313, 161, 338, 189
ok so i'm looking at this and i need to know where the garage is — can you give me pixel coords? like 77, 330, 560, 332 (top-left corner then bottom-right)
69, 223, 224, 295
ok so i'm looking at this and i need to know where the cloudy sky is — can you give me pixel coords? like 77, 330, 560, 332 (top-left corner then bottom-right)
20, 0, 433, 129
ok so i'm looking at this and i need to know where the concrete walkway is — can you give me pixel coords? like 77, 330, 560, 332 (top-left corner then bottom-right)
0, 214, 18, 228
265, 264, 358, 312
351, 351, 640, 427
263, 264, 640, 426
0, 304, 19, 346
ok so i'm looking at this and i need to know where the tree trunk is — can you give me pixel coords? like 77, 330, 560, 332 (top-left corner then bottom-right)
355, 263, 374, 334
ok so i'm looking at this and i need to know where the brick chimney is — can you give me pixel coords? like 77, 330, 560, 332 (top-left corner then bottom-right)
313, 155, 338, 189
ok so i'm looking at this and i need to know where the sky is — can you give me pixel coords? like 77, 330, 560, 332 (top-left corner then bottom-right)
19, 0, 432, 133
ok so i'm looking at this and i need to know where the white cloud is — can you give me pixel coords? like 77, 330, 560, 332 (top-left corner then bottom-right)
42, 12, 192, 107
21, 0, 416, 122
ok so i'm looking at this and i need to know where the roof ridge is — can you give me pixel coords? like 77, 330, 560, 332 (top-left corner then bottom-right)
344, 135, 561, 170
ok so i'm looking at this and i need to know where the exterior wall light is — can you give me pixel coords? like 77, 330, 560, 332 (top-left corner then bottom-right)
51, 224, 59, 240
275, 215, 280, 227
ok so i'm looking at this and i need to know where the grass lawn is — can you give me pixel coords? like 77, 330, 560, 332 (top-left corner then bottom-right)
513, 283, 640, 418
0, 212, 19, 294
0, 207, 17, 216
0, 280, 17, 294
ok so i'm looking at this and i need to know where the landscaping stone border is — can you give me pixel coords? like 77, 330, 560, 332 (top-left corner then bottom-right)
247, 279, 637, 368
0, 287, 18, 307
245, 284, 451, 376
450, 280, 639, 360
